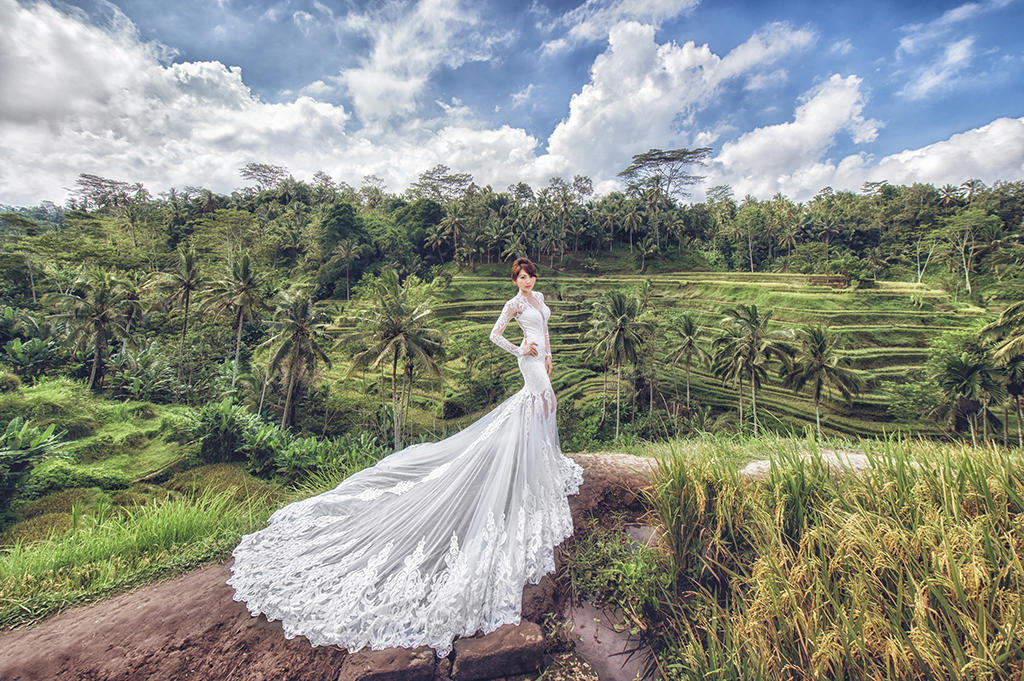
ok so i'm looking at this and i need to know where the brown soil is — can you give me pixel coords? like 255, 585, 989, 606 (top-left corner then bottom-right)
0, 453, 657, 681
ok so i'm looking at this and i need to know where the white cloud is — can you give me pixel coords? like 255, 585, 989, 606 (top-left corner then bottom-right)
745, 68, 788, 91
338, 0, 513, 124
511, 83, 536, 108
900, 36, 975, 99
536, 21, 815, 183
709, 74, 881, 199
706, 74, 1023, 201
0, 0, 539, 205
542, 0, 699, 55
830, 39, 853, 56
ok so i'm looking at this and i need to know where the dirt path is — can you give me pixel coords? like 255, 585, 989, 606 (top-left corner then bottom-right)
0, 559, 348, 681
0, 453, 657, 681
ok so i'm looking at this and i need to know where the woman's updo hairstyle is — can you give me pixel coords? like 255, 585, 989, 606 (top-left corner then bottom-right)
510, 257, 538, 282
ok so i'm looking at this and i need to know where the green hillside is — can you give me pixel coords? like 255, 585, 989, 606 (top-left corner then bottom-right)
414, 269, 992, 439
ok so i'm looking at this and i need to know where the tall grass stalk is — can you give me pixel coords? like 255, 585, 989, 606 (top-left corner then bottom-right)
0, 488, 274, 628
643, 436, 1024, 680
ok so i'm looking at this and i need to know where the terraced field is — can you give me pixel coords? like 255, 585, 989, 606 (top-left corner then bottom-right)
421, 271, 994, 438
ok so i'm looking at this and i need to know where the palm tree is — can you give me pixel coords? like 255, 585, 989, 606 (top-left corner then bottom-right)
150, 245, 204, 378
203, 253, 268, 388
936, 352, 1006, 446
982, 301, 1024, 362
713, 305, 794, 434
622, 203, 642, 252
585, 290, 653, 442
343, 269, 444, 450
265, 290, 332, 429
331, 238, 369, 300
1001, 355, 1024, 448
439, 206, 465, 257
665, 313, 708, 409
48, 270, 130, 390
780, 326, 864, 438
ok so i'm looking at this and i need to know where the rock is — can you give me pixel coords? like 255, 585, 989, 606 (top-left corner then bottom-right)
563, 600, 654, 681
451, 622, 544, 681
520, 575, 557, 622
566, 454, 657, 527
337, 646, 435, 681
739, 449, 871, 480
540, 652, 600, 681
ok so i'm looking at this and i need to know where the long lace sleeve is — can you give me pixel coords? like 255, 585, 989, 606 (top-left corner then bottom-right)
490, 299, 522, 357
538, 291, 551, 359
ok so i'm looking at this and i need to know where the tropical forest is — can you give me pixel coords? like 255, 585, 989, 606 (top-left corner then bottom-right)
3, 152, 1024, 679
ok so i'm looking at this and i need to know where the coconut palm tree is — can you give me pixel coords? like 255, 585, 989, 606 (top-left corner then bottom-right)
1002, 355, 1024, 448
780, 326, 864, 438
265, 290, 332, 429
343, 269, 444, 450
936, 352, 1006, 446
585, 290, 653, 442
150, 245, 204, 378
203, 253, 268, 388
982, 301, 1024, 362
331, 238, 369, 300
713, 305, 794, 434
665, 313, 709, 410
48, 269, 130, 390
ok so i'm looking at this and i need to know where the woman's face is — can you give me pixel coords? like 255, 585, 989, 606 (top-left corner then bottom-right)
515, 269, 536, 294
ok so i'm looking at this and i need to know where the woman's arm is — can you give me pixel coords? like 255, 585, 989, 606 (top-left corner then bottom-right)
538, 291, 552, 359
490, 299, 523, 357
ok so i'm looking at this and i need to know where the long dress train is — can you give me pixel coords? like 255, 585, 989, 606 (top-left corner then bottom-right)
226, 289, 583, 657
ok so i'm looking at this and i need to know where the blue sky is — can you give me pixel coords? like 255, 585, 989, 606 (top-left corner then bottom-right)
1, 0, 1022, 206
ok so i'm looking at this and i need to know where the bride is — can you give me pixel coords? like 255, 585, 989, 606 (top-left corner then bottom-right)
226, 257, 583, 657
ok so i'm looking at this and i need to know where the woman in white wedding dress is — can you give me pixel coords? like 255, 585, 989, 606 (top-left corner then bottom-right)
226, 257, 583, 658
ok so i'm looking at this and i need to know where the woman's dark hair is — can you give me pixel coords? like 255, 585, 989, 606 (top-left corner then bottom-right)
510, 257, 538, 282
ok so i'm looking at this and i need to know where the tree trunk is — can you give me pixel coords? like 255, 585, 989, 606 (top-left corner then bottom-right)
685, 360, 691, 409
25, 256, 36, 304
738, 374, 744, 429
750, 371, 758, 435
1017, 396, 1023, 449
281, 359, 297, 429
815, 400, 822, 439
615, 363, 621, 442
88, 338, 102, 390
178, 295, 190, 380
257, 351, 272, 415
392, 351, 400, 451
231, 310, 243, 388
969, 413, 977, 447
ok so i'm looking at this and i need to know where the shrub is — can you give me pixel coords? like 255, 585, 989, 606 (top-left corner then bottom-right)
0, 512, 73, 546
19, 486, 104, 519
26, 459, 131, 498
0, 372, 20, 393
192, 398, 262, 464
0, 416, 66, 521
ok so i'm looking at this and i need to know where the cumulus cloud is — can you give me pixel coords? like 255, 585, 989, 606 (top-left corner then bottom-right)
537, 21, 815, 183
338, 0, 513, 124
0, 0, 537, 205
707, 73, 1023, 201
709, 74, 881, 199
542, 0, 699, 55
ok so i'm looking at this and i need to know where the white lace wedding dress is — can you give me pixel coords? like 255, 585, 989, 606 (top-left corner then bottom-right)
226, 289, 583, 657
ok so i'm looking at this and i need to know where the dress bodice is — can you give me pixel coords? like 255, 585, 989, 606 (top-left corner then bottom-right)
490, 291, 551, 359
